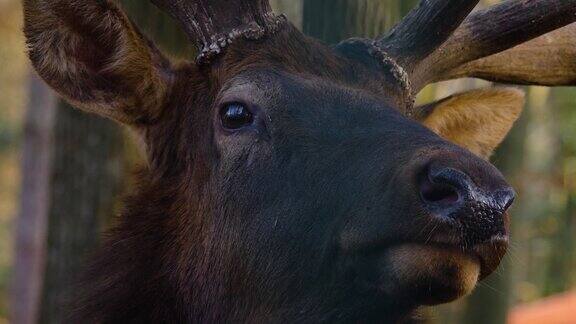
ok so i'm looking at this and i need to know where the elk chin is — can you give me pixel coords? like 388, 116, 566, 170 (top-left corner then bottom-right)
379, 244, 480, 305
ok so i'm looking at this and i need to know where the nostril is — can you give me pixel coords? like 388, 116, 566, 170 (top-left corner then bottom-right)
495, 188, 516, 211
418, 165, 476, 215
420, 176, 460, 205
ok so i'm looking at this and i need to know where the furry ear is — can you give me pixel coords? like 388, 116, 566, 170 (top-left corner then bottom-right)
23, 0, 173, 125
418, 88, 525, 159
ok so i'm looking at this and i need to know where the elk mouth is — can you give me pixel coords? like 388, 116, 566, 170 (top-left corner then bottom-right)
347, 242, 485, 307
346, 198, 510, 307
342, 193, 511, 306
350, 233, 508, 306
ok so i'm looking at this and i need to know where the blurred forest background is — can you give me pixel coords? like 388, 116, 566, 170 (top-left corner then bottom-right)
0, 0, 575, 323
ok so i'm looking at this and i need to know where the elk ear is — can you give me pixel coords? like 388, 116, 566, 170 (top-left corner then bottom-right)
418, 88, 525, 159
23, 0, 172, 125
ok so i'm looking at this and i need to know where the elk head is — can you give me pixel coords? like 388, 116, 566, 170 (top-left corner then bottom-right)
23, 0, 576, 322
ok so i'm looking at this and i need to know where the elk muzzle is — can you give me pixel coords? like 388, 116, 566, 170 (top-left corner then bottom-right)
342, 147, 514, 306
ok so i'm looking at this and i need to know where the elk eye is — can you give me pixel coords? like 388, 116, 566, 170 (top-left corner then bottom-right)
220, 103, 254, 130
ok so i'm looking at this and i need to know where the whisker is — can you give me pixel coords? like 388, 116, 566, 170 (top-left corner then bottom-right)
477, 281, 506, 296
424, 223, 440, 245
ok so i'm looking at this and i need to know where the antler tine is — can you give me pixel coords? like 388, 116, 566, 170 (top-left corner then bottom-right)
362, 0, 479, 113
151, 0, 285, 63
376, 0, 480, 74
414, 0, 576, 91
437, 23, 576, 86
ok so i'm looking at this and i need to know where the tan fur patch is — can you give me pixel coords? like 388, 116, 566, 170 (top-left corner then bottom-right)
386, 244, 480, 305
420, 88, 525, 159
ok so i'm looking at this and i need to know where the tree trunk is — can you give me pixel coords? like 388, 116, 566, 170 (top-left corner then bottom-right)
543, 87, 576, 296
10, 73, 56, 324
38, 103, 124, 324
303, 0, 410, 44
120, 1, 193, 59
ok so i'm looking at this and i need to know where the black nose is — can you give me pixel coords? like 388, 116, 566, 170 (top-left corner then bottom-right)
419, 164, 515, 244
420, 166, 515, 213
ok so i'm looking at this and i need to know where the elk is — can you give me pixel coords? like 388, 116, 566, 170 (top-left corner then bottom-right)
23, 0, 576, 322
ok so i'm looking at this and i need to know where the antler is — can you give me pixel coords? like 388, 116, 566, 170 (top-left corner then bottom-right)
365, 0, 576, 113
366, 0, 479, 113
416, 0, 576, 90
376, 0, 480, 74
151, 0, 286, 62
434, 24, 576, 86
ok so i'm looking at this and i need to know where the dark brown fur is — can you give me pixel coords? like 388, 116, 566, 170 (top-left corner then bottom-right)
23, 1, 527, 323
